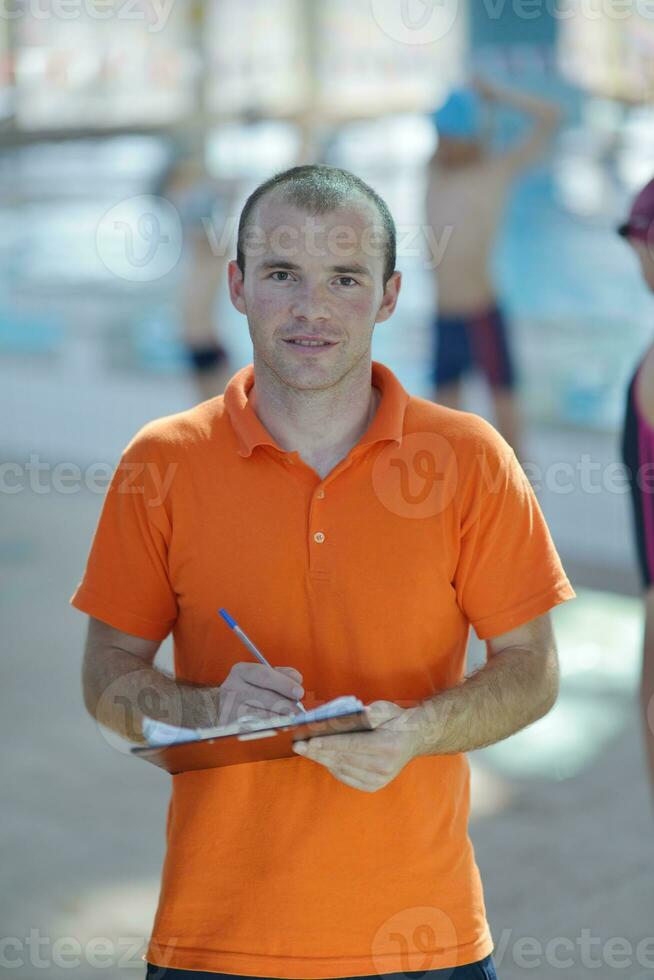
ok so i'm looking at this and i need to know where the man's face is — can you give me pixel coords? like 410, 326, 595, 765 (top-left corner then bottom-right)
228, 193, 401, 392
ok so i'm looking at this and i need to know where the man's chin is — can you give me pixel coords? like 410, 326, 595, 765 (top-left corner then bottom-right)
274, 359, 342, 392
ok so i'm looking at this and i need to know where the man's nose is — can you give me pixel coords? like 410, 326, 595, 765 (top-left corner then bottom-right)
289, 282, 331, 321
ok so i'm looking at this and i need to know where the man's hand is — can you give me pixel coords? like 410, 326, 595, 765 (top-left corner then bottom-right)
218, 662, 304, 726
292, 700, 422, 792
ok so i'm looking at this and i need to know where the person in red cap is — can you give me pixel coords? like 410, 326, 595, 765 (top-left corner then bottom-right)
619, 174, 654, 804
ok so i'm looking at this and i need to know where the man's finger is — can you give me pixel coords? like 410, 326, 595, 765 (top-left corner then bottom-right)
327, 764, 382, 791
301, 747, 389, 775
303, 732, 389, 755
240, 662, 303, 697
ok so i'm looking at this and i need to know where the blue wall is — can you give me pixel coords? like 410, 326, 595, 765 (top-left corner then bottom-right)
469, 0, 557, 48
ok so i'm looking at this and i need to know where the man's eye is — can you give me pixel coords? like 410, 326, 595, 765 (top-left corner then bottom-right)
270, 271, 292, 281
336, 277, 357, 286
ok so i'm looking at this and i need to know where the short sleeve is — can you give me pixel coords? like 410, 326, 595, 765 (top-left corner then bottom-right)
453, 421, 575, 640
69, 431, 179, 641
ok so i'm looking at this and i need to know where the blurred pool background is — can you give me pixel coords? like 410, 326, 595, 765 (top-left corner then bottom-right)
2, 4, 654, 978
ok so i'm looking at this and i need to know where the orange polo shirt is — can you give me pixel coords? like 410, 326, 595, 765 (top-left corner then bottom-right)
70, 359, 575, 978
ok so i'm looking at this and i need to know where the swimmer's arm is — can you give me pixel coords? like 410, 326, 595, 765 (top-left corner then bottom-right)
474, 77, 562, 172
410, 612, 560, 756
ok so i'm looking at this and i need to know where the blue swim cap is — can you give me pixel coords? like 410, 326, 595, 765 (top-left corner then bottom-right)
431, 88, 482, 140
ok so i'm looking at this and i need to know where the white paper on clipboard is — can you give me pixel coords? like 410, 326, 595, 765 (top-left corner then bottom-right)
142, 695, 365, 748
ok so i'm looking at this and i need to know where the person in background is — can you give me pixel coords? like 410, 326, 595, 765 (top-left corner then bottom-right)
154, 122, 241, 404
618, 174, 654, 805
156, 109, 335, 405
425, 76, 562, 463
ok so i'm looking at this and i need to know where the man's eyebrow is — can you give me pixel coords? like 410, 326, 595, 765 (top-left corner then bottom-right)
331, 263, 372, 277
257, 258, 372, 277
257, 259, 302, 272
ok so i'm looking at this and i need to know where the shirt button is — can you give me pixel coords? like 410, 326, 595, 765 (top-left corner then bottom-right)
316, 489, 325, 499
313, 531, 325, 544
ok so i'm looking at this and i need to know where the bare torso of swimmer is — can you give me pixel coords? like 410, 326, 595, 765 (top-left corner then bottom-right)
425, 156, 512, 315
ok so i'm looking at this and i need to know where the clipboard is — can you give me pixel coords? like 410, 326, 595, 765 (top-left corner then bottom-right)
130, 700, 375, 774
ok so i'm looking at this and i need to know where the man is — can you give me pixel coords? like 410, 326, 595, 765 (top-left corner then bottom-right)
618, 175, 654, 805
426, 77, 562, 462
71, 164, 575, 979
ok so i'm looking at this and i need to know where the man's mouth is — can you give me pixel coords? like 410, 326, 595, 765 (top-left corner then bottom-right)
283, 338, 337, 348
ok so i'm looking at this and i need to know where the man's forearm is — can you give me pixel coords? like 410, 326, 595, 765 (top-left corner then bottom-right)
409, 645, 559, 757
83, 648, 220, 744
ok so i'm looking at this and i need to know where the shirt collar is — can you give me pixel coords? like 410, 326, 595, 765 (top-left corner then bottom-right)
224, 360, 410, 459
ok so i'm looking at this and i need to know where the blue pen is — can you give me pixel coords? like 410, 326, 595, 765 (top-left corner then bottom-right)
218, 608, 306, 713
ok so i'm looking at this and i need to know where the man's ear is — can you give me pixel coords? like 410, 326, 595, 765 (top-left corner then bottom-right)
227, 259, 247, 315
375, 269, 402, 324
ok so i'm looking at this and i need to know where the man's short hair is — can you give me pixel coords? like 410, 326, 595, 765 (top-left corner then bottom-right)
236, 164, 397, 288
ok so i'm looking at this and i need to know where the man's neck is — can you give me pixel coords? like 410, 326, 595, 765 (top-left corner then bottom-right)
248, 355, 381, 474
